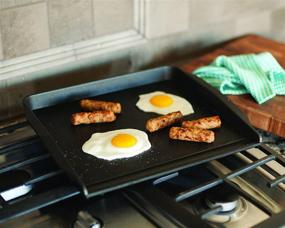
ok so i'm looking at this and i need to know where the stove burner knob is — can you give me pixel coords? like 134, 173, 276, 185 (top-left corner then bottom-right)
206, 198, 238, 212
205, 185, 240, 213
74, 211, 102, 228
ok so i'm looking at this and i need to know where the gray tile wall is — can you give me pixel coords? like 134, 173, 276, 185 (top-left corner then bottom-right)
145, 0, 189, 38
48, 0, 94, 47
0, 0, 285, 60
0, 32, 3, 60
93, 0, 134, 37
0, 0, 44, 10
0, 2, 49, 58
1, 0, 285, 120
272, 7, 285, 41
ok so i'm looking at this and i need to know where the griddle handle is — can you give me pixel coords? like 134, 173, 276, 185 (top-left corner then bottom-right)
188, 71, 249, 123
181, 69, 261, 143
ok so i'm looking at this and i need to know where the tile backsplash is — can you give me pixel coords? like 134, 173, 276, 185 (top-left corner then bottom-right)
0, 0, 285, 121
48, 0, 94, 47
93, 0, 134, 37
0, 2, 49, 59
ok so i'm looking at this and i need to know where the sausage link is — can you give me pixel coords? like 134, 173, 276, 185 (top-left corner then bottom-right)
169, 127, 214, 143
80, 99, 121, 113
71, 110, 116, 125
182, 115, 221, 129
146, 111, 183, 132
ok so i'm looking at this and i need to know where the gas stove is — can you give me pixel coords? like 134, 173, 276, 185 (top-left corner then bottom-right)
1, 117, 285, 227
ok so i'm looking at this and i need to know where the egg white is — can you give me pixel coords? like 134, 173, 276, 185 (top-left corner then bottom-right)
136, 91, 194, 115
82, 129, 151, 160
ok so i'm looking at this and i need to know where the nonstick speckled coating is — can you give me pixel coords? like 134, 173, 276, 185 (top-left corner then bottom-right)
24, 67, 260, 197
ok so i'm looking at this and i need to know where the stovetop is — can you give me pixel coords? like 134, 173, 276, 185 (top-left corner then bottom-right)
1, 118, 285, 228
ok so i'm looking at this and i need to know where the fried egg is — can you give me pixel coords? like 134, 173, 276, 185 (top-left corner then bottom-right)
82, 129, 151, 160
136, 91, 194, 115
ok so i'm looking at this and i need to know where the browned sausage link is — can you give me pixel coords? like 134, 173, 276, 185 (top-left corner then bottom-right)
80, 99, 121, 113
146, 111, 183, 132
182, 115, 221, 129
169, 127, 215, 143
71, 110, 116, 125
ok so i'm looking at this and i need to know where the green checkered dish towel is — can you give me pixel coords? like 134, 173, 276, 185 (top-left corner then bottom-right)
193, 52, 285, 104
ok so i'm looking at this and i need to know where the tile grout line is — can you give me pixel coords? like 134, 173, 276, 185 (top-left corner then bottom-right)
90, 0, 96, 38
0, 6, 3, 60
45, 0, 51, 50
0, 0, 46, 11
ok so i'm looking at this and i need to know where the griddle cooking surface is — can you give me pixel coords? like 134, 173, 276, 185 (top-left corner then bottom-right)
25, 67, 260, 197
35, 81, 242, 185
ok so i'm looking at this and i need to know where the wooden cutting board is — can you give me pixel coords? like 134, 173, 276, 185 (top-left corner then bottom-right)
179, 35, 285, 138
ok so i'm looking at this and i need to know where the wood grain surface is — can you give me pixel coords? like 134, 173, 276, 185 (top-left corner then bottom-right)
179, 35, 285, 138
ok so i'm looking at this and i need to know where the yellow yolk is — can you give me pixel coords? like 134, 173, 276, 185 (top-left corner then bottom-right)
149, 95, 173, 108
111, 134, 137, 148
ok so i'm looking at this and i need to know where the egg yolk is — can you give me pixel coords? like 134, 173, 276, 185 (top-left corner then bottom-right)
111, 134, 137, 148
149, 95, 173, 108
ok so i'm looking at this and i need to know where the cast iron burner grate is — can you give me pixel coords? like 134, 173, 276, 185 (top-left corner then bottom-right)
0, 119, 285, 227
0, 120, 80, 223
124, 145, 285, 227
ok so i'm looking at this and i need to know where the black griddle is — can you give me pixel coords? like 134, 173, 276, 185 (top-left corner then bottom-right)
24, 66, 260, 198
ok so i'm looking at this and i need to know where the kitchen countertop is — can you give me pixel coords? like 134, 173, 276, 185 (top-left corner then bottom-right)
178, 34, 285, 139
